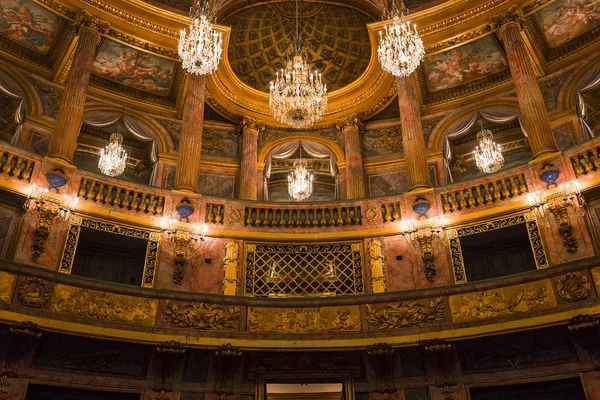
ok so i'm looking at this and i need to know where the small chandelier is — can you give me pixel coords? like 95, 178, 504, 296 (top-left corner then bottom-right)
378, 0, 425, 78
269, 0, 327, 128
98, 116, 128, 177
473, 124, 504, 174
178, 0, 223, 75
288, 150, 313, 201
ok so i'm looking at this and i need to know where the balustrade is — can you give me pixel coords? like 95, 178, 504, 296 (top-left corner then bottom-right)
441, 173, 528, 213
381, 202, 401, 223
244, 205, 361, 227
0, 149, 34, 181
77, 177, 165, 215
206, 203, 224, 224
571, 146, 600, 176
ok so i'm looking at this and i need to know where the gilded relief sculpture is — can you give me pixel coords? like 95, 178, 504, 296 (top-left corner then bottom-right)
30, 203, 59, 262
369, 239, 387, 293
173, 231, 191, 285
222, 240, 239, 296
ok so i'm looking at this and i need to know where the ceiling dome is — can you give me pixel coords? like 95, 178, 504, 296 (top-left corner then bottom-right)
222, 1, 373, 92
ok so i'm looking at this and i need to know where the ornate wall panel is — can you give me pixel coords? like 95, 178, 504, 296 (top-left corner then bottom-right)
247, 305, 361, 333
367, 164, 438, 196
552, 122, 575, 151
197, 173, 235, 198
202, 128, 238, 158
244, 242, 364, 297
31, 79, 62, 119
27, 130, 51, 156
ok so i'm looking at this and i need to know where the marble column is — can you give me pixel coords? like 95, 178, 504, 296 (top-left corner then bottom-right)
336, 114, 366, 199
397, 74, 431, 191
494, 9, 558, 158
174, 74, 206, 192
47, 11, 108, 164
238, 117, 264, 200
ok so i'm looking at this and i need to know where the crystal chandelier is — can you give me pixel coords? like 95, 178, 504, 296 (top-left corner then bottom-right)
378, 1, 425, 77
288, 150, 314, 201
473, 125, 504, 174
98, 117, 128, 177
269, 0, 327, 128
178, 0, 223, 75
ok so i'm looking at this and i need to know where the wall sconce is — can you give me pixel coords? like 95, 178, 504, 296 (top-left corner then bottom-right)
399, 215, 445, 283
528, 180, 584, 254
25, 184, 78, 262
162, 217, 206, 285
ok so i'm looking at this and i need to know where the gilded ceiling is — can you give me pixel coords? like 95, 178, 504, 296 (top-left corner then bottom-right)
222, 1, 373, 92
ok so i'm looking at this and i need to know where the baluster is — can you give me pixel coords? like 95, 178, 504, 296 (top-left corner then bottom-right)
254, 207, 261, 226
2, 154, 14, 174
135, 191, 144, 212
93, 183, 104, 203
215, 205, 223, 224
78, 179, 88, 198
146, 195, 155, 213
21, 160, 33, 181
344, 207, 352, 225
442, 194, 451, 213
104, 185, 114, 205
318, 209, 325, 226
327, 208, 334, 226
466, 189, 475, 207
156, 197, 164, 216
383, 204, 392, 222
353, 206, 360, 224
474, 185, 483, 206
450, 192, 459, 212
311, 209, 318, 226
301, 210, 308, 227
335, 207, 343, 225
458, 191, 467, 210
493, 181, 502, 201
392, 203, 400, 221
594, 148, 600, 170
484, 183, 493, 203
518, 174, 527, 194
207, 204, 215, 224
275, 209, 282, 226
582, 152, 594, 174
500, 179, 510, 199
13, 157, 23, 178
572, 155, 585, 176
509, 176, 519, 197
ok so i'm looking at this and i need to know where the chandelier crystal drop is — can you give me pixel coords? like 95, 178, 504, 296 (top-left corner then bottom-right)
288, 153, 314, 201
98, 131, 128, 177
377, 1, 425, 78
269, 0, 327, 128
178, 0, 223, 75
474, 126, 504, 174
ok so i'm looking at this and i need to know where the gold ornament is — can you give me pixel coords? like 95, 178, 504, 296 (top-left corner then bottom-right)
365, 297, 444, 329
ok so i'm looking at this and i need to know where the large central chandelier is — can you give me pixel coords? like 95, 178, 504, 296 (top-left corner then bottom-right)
288, 150, 314, 201
269, 0, 327, 128
98, 116, 128, 177
178, 0, 223, 75
378, 1, 425, 77
474, 125, 504, 174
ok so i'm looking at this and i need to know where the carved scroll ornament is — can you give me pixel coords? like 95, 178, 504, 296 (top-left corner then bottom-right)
163, 300, 240, 330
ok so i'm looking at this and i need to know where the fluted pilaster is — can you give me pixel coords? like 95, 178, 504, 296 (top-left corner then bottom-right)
397, 74, 431, 191
47, 11, 108, 163
175, 74, 206, 192
238, 117, 264, 200
336, 114, 365, 199
494, 8, 557, 158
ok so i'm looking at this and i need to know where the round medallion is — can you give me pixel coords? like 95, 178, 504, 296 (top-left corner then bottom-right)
17, 277, 51, 308
556, 272, 591, 302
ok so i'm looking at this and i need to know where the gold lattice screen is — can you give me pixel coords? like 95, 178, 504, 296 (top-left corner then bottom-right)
244, 242, 364, 297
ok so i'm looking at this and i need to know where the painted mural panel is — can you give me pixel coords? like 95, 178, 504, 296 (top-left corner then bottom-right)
535, 0, 600, 47
92, 39, 176, 96
424, 35, 508, 92
0, 0, 62, 53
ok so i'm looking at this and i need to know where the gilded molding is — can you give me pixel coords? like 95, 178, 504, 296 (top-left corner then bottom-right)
365, 297, 444, 329
17, 277, 51, 309
106, 29, 178, 58
51, 284, 158, 325
450, 280, 556, 323
556, 272, 592, 302
247, 306, 361, 333
336, 114, 364, 132
241, 116, 265, 133
163, 300, 240, 330
522, 0, 554, 15
426, 25, 493, 55
490, 5, 524, 31
36, 0, 77, 19
361, 81, 397, 120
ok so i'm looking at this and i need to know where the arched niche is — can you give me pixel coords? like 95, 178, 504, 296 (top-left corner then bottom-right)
0, 66, 41, 145
562, 59, 600, 139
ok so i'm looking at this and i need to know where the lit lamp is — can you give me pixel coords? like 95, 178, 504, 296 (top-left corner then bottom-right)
527, 180, 584, 254
24, 184, 78, 262
162, 217, 207, 285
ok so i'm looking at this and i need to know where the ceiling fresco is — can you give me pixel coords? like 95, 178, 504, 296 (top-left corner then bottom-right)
423, 35, 509, 93
222, 1, 373, 92
534, 0, 600, 47
92, 39, 177, 97
0, 0, 63, 54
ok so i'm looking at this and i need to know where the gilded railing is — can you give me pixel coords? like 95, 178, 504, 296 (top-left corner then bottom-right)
441, 173, 528, 213
77, 177, 165, 215
0, 148, 34, 181
570, 146, 600, 176
244, 205, 362, 227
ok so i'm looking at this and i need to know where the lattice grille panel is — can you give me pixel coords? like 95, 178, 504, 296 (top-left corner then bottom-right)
244, 243, 364, 297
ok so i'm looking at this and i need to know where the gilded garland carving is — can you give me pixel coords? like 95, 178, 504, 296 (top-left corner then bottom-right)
163, 300, 240, 330
17, 278, 51, 308
31, 204, 59, 262
247, 306, 361, 333
365, 297, 444, 329
450, 281, 555, 322
557, 272, 592, 302
52, 284, 157, 325
547, 200, 578, 254
172, 231, 191, 285
416, 231, 437, 284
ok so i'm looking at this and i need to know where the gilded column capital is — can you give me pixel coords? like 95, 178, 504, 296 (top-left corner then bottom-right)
491, 5, 524, 34
240, 116, 265, 133
74, 10, 110, 35
336, 113, 364, 132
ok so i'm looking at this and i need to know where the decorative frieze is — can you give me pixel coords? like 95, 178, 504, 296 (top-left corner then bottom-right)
365, 297, 444, 329
247, 306, 361, 333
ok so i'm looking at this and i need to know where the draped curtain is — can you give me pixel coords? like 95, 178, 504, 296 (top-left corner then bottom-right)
264, 139, 338, 200
574, 62, 600, 139
443, 107, 527, 183
82, 111, 160, 186
0, 71, 27, 145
